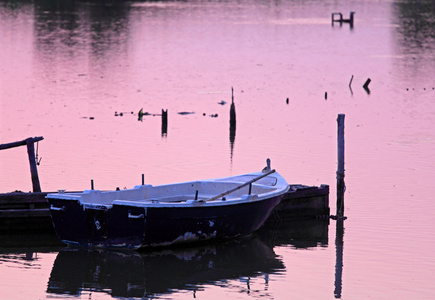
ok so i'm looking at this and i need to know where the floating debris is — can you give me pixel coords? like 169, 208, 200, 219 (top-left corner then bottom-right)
178, 112, 195, 115
218, 100, 227, 105
115, 111, 134, 117
406, 87, 434, 91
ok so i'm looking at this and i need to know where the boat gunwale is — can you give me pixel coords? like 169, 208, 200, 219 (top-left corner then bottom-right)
47, 171, 290, 209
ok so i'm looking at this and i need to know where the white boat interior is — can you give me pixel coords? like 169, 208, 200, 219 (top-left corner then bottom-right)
48, 172, 289, 208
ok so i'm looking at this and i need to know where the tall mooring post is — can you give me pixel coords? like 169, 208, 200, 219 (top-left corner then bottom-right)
334, 114, 346, 298
336, 114, 345, 217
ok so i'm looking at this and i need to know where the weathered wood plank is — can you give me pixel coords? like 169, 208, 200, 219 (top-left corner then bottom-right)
0, 192, 49, 204
0, 208, 51, 218
269, 184, 330, 221
0, 136, 44, 150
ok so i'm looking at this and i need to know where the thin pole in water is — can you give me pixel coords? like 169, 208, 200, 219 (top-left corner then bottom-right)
336, 114, 345, 217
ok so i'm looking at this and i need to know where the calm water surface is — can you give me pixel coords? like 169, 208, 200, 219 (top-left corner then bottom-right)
1, 0, 435, 299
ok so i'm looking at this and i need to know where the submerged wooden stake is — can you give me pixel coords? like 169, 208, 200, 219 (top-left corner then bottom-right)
363, 78, 371, 94
349, 75, 354, 88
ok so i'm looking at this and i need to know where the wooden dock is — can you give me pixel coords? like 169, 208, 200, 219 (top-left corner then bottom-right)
270, 184, 330, 221
0, 191, 53, 231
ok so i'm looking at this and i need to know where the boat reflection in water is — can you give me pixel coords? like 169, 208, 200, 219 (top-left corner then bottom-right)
47, 219, 328, 298
47, 238, 282, 298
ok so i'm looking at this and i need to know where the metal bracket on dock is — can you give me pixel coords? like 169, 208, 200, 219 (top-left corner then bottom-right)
50, 205, 66, 212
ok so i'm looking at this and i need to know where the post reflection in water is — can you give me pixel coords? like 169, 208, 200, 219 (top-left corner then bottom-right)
334, 219, 344, 299
229, 87, 237, 166
46, 219, 329, 299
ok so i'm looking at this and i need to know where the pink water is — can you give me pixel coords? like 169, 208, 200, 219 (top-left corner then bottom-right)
1, 0, 435, 299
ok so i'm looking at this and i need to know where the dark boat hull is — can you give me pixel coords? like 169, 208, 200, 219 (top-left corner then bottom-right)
48, 194, 283, 249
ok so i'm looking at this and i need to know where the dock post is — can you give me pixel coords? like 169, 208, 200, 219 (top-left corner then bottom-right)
26, 138, 42, 192
336, 114, 345, 217
91, 180, 94, 190
161, 109, 168, 137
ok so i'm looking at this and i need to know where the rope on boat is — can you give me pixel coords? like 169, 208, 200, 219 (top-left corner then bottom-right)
202, 169, 276, 202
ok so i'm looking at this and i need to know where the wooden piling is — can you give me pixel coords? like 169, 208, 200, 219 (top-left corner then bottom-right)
26, 139, 42, 192
162, 109, 168, 136
0, 136, 44, 193
336, 114, 345, 217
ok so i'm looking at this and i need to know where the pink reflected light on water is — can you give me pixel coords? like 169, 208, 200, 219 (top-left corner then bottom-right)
1, 0, 435, 299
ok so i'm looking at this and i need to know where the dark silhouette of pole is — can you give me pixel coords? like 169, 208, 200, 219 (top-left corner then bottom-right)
334, 115, 346, 298
26, 138, 42, 192
230, 87, 236, 127
161, 109, 168, 137
0, 136, 43, 192
363, 78, 371, 94
337, 114, 345, 217
334, 219, 344, 298
229, 87, 236, 164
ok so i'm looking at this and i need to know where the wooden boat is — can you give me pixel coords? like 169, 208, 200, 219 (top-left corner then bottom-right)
47, 165, 289, 250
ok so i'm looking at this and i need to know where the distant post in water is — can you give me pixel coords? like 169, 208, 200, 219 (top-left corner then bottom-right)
336, 114, 345, 217
161, 109, 168, 137
230, 87, 236, 128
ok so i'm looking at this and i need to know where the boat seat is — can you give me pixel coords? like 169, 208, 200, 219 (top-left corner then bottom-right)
143, 195, 196, 203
